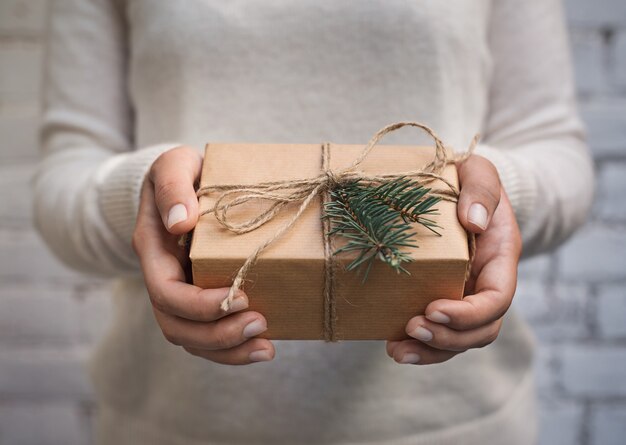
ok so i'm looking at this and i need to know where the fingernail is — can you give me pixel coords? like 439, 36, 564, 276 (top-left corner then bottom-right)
167, 203, 188, 229
468, 203, 488, 230
249, 349, 273, 362
243, 319, 267, 338
411, 326, 433, 342
427, 311, 450, 324
228, 296, 248, 313
400, 352, 421, 364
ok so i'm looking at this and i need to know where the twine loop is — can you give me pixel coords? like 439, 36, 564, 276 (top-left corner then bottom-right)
195, 122, 478, 340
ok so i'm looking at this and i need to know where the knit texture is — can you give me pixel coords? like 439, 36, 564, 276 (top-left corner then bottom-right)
34, 0, 593, 443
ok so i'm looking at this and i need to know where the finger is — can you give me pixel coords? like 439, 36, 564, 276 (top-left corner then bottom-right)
406, 315, 503, 352
424, 290, 512, 332
423, 249, 517, 331
184, 338, 275, 365
135, 182, 245, 321
138, 218, 245, 322
390, 339, 459, 365
424, 192, 519, 330
456, 155, 501, 233
148, 281, 250, 322
386, 340, 401, 358
135, 164, 192, 266
153, 308, 268, 350
149, 146, 203, 235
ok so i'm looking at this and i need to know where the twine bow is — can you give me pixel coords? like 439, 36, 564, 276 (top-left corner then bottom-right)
196, 122, 478, 341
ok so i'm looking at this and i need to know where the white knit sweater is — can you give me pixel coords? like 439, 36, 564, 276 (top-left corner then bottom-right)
35, 1, 593, 444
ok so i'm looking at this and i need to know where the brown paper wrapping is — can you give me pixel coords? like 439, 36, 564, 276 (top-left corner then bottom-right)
189, 142, 469, 340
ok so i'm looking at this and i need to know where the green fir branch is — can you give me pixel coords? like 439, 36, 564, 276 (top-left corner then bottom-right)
322, 177, 442, 283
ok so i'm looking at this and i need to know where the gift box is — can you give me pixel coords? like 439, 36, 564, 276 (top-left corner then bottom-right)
189, 124, 470, 341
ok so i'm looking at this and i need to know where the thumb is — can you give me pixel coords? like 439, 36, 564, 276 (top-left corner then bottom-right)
149, 146, 203, 235
456, 155, 501, 234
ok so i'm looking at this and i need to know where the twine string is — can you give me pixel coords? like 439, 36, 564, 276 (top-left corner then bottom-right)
196, 122, 478, 338
320, 142, 338, 341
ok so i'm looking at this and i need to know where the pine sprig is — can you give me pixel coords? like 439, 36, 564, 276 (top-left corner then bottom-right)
322, 177, 442, 283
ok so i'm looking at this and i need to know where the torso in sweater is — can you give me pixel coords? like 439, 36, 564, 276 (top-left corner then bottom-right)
88, 2, 537, 444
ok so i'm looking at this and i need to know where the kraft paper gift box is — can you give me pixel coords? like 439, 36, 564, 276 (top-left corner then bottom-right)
189, 139, 469, 341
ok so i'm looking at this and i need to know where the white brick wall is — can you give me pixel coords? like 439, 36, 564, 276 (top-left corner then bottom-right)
0, 1, 624, 444
580, 101, 626, 157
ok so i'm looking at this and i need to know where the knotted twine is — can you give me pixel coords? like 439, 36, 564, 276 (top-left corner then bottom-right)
195, 122, 478, 341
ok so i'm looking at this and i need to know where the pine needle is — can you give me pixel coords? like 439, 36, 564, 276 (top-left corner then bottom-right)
322, 176, 442, 283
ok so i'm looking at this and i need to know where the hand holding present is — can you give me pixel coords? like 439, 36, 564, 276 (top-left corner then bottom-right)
387, 155, 522, 365
132, 147, 275, 365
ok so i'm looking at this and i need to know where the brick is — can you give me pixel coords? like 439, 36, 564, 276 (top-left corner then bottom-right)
518, 254, 552, 281
0, 347, 93, 400
537, 398, 584, 445
570, 30, 607, 94
0, 284, 80, 346
0, 229, 90, 284
512, 280, 550, 322
616, 31, 626, 88
0, 114, 40, 161
0, 43, 42, 107
534, 345, 557, 393
579, 101, 626, 158
561, 345, 626, 397
595, 163, 626, 222
531, 284, 590, 341
557, 225, 626, 283
0, 162, 35, 229
80, 401, 97, 445
565, 0, 626, 28
590, 404, 626, 445
597, 285, 626, 339
514, 282, 589, 340
77, 284, 113, 344
0, 402, 88, 445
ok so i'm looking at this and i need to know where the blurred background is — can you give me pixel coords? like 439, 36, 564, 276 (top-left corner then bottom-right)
0, 0, 625, 444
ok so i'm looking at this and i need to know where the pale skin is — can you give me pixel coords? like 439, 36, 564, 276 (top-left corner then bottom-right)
132, 146, 521, 365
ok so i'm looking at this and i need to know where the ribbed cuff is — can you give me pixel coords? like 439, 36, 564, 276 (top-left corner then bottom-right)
472, 144, 538, 232
96, 143, 181, 247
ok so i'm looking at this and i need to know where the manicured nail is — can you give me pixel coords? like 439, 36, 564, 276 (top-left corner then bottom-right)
167, 203, 188, 229
427, 311, 450, 324
228, 296, 248, 313
243, 319, 267, 338
249, 349, 273, 362
411, 326, 433, 342
400, 353, 421, 364
468, 203, 488, 230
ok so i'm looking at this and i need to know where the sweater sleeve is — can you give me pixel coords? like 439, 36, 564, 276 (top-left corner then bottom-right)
474, 0, 594, 257
34, 0, 178, 277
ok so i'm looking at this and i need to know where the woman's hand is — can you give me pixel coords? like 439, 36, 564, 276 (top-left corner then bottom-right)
132, 146, 275, 365
387, 155, 522, 365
